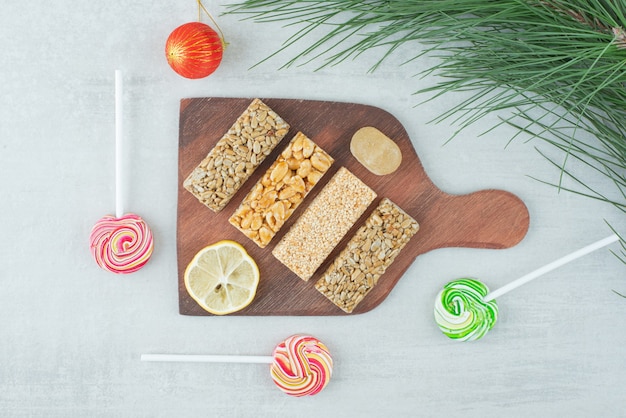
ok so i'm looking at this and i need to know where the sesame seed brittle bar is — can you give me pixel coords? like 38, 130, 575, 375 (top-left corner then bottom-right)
272, 167, 377, 281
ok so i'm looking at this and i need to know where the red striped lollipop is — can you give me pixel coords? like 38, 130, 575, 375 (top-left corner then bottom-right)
90, 70, 153, 274
270, 335, 333, 396
141, 334, 333, 396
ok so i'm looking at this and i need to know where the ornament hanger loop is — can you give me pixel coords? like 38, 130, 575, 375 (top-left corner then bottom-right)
197, 0, 227, 47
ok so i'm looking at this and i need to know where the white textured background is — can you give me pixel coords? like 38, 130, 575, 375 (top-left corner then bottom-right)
1, 1, 625, 417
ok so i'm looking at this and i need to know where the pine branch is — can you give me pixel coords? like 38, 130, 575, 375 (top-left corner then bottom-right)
225, 0, 626, 218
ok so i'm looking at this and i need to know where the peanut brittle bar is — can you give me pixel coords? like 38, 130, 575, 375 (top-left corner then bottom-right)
315, 198, 419, 313
183, 98, 290, 212
229, 132, 334, 248
272, 167, 377, 281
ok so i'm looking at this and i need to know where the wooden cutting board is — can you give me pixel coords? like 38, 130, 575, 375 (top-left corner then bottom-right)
177, 98, 530, 316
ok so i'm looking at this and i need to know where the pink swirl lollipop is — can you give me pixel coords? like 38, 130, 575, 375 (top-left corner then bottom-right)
90, 70, 154, 273
90, 214, 153, 274
141, 334, 334, 396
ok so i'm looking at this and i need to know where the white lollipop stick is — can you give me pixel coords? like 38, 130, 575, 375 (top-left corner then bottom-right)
140, 354, 273, 364
115, 69, 124, 218
483, 234, 620, 302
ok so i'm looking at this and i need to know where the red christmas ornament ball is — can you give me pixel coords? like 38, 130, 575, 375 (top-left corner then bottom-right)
165, 22, 224, 79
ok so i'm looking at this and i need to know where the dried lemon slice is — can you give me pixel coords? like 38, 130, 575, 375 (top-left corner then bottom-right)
184, 240, 260, 315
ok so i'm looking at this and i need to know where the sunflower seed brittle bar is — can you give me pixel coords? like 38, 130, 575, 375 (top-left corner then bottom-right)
272, 167, 377, 281
315, 198, 419, 313
183, 99, 290, 212
229, 132, 334, 248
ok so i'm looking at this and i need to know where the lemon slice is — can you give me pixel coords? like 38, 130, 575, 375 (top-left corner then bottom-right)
184, 240, 260, 315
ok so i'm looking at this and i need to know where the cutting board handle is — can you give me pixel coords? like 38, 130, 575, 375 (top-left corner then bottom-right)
412, 189, 529, 255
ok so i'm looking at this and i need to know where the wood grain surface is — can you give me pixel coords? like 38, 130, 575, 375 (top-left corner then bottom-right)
177, 98, 530, 316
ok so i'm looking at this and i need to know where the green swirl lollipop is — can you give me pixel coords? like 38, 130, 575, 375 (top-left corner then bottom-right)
434, 235, 619, 342
434, 278, 498, 341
